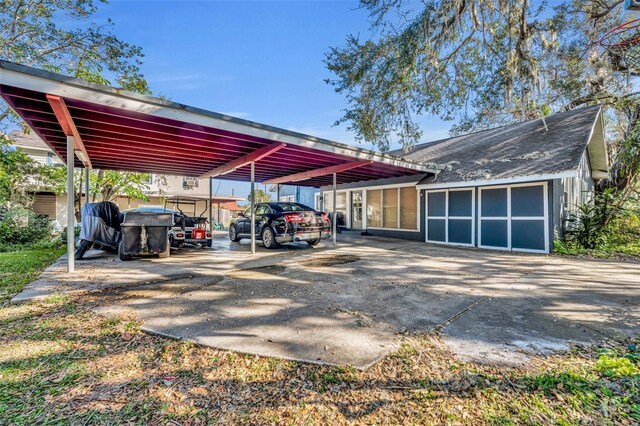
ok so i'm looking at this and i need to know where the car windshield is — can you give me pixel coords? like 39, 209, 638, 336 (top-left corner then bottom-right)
276, 203, 313, 212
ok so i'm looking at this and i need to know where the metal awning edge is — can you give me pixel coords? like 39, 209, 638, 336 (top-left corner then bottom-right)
0, 60, 437, 174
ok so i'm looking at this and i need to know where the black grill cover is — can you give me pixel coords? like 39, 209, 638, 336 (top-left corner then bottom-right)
79, 201, 122, 247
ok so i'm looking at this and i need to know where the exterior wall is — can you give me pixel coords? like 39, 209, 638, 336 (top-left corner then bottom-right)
319, 176, 424, 237
150, 175, 211, 197
17, 146, 64, 167
277, 185, 317, 207
317, 177, 556, 254
31, 193, 56, 218
55, 193, 70, 229
553, 150, 594, 239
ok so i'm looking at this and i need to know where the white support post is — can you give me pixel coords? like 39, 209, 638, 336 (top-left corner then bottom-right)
209, 177, 213, 232
276, 184, 280, 202
250, 161, 256, 255
66, 136, 75, 273
332, 172, 337, 246
84, 167, 90, 206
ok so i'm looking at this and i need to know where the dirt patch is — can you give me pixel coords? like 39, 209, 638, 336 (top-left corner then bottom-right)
304, 255, 361, 267
103, 275, 224, 298
227, 265, 287, 279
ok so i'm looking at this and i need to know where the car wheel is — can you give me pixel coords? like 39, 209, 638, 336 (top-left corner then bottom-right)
206, 239, 213, 248
169, 234, 180, 248
74, 239, 91, 260
229, 224, 241, 242
118, 241, 132, 261
262, 227, 279, 249
306, 239, 321, 246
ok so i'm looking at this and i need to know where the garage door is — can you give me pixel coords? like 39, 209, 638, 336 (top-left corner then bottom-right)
425, 188, 475, 246
478, 183, 549, 253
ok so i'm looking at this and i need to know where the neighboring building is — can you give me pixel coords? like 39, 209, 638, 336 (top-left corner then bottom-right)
9, 130, 64, 167
8, 131, 244, 227
269, 185, 318, 208
218, 201, 246, 218
319, 106, 608, 254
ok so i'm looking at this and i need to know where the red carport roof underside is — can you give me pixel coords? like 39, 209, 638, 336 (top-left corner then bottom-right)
0, 73, 431, 187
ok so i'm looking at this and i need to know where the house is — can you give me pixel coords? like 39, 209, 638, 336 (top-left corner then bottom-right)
269, 185, 318, 208
0, 62, 608, 256
319, 106, 608, 253
7, 131, 244, 227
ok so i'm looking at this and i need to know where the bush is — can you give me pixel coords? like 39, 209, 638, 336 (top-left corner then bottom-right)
563, 189, 620, 250
0, 206, 56, 251
557, 191, 640, 256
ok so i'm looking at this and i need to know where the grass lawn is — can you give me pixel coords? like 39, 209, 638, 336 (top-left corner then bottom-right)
0, 250, 638, 424
0, 247, 65, 304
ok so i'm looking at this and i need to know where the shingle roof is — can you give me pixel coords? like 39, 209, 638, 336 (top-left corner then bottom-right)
390, 106, 602, 185
218, 201, 244, 212
7, 130, 51, 150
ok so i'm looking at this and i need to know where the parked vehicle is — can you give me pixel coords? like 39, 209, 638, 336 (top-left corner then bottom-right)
75, 201, 122, 260
122, 206, 212, 248
228, 202, 331, 249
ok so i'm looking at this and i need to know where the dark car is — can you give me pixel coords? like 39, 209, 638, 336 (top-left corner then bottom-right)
229, 202, 331, 248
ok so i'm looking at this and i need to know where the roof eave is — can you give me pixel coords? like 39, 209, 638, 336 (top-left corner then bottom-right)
416, 171, 577, 189
585, 108, 609, 179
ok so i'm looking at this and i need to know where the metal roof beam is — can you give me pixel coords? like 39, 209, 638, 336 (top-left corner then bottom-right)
263, 160, 373, 185
200, 142, 286, 179
45, 94, 92, 168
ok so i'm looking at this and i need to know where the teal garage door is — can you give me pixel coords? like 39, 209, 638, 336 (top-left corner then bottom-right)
425, 188, 475, 246
478, 183, 549, 253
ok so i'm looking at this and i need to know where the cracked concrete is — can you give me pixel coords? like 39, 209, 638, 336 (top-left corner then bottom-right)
13, 231, 640, 369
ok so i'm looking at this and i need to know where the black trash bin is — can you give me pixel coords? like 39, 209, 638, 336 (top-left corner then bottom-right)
119, 212, 173, 261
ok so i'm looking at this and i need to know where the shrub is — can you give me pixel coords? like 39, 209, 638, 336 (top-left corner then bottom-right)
0, 206, 55, 251
558, 190, 640, 256
563, 189, 620, 250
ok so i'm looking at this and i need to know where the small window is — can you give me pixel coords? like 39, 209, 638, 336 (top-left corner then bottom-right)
399, 187, 417, 229
366, 189, 382, 227
383, 188, 399, 228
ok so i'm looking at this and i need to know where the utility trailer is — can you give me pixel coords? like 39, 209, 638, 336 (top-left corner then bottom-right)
119, 212, 173, 261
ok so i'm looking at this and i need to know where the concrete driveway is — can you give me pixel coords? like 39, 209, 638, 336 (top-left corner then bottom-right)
14, 232, 640, 368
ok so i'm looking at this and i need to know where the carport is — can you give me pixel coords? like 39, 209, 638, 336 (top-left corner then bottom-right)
0, 60, 437, 272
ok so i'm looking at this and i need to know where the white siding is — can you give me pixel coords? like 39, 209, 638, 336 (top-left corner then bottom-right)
561, 151, 594, 222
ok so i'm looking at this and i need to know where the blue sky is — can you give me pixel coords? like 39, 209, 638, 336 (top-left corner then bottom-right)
95, 1, 452, 197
